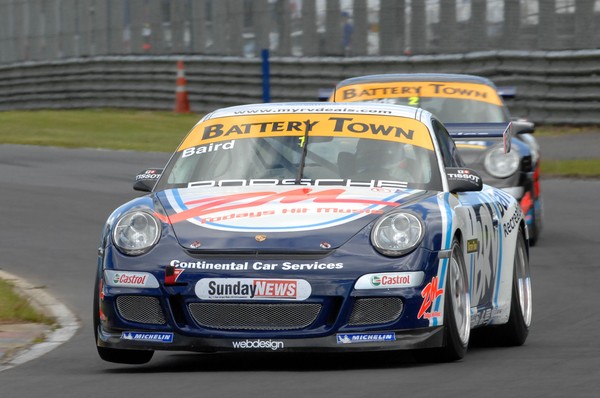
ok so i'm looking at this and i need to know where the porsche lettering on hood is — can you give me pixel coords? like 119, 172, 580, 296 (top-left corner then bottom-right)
155, 185, 427, 250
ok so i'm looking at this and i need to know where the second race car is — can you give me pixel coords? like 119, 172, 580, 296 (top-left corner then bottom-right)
331, 73, 543, 244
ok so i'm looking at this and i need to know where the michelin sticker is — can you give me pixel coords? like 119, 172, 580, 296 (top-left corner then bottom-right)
336, 333, 396, 344
121, 332, 173, 343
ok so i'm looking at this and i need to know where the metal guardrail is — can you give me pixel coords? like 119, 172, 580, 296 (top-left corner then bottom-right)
2, 50, 600, 124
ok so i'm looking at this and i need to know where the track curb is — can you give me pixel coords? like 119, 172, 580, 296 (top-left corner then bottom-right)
0, 269, 79, 372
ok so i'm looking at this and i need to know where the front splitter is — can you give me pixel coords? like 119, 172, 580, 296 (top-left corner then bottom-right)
97, 326, 444, 353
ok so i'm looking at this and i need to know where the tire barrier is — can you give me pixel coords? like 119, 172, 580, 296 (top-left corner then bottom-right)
2, 50, 600, 124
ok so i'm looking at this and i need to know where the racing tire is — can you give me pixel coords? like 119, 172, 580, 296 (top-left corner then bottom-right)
488, 229, 532, 346
93, 270, 154, 365
415, 238, 470, 362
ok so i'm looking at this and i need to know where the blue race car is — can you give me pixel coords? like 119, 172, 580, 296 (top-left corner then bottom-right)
331, 73, 543, 245
94, 102, 532, 364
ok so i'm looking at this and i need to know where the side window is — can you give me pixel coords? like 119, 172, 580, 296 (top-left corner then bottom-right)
431, 119, 465, 167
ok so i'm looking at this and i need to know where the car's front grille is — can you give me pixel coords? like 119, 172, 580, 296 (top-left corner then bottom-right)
348, 297, 403, 326
188, 302, 322, 330
116, 295, 166, 325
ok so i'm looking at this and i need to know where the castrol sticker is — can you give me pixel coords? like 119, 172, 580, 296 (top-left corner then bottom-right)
104, 271, 160, 288
354, 272, 425, 290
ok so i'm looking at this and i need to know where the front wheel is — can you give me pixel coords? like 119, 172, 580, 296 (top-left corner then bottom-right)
440, 239, 471, 360
415, 238, 470, 362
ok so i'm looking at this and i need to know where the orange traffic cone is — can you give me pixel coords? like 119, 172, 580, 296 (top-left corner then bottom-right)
174, 60, 190, 113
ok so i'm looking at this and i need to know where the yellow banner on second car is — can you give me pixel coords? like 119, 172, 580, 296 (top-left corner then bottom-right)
333, 81, 503, 106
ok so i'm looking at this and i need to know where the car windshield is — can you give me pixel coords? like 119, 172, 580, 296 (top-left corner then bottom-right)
155, 112, 443, 191
334, 80, 509, 123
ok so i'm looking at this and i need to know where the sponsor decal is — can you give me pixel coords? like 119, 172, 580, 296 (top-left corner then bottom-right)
336, 81, 502, 106
354, 272, 424, 290
171, 259, 249, 270
164, 266, 184, 285
418, 276, 444, 320
195, 278, 312, 300
170, 259, 343, 272
467, 238, 479, 253
104, 271, 159, 288
447, 169, 481, 185
336, 333, 396, 344
178, 113, 434, 151
503, 205, 522, 237
463, 201, 500, 307
231, 339, 284, 350
135, 169, 162, 181
160, 187, 420, 232
280, 261, 343, 271
181, 139, 235, 158
492, 188, 513, 213
121, 332, 173, 343
471, 308, 493, 328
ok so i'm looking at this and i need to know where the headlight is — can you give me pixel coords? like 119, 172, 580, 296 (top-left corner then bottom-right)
112, 211, 161, 256
484, 146, 520, 178
371, 211, 424, 256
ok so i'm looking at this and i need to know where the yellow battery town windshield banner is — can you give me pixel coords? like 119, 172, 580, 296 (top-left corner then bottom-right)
178, 113, 434, 151
333, 81, 503, 106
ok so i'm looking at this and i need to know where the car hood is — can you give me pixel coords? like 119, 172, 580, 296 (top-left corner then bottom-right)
155, 185, 432, 252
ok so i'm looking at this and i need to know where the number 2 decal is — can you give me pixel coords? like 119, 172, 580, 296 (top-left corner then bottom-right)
408, 96, 420, 106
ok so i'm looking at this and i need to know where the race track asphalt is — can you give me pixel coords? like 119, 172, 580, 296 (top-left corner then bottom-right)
0, 132, 598, 398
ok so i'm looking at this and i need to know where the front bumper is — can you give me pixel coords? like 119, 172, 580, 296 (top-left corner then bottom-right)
97, 325, 444, 353
98, 241, 448, 354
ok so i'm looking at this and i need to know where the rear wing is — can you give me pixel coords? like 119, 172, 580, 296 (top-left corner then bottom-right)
446, 122, 512, 153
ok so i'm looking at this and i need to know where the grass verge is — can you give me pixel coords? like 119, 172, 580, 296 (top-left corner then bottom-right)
535, 125, 597, 136
0, 279, 54, 325
541, 159, 600, 178
0, 109, 200, 152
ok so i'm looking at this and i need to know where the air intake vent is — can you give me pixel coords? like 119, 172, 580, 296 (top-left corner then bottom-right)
116, 295, 166, 325
348, 297, 403, 326
189, 303, 321, 330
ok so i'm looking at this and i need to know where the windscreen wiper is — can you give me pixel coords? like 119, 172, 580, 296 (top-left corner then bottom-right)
295, 120, 314, 184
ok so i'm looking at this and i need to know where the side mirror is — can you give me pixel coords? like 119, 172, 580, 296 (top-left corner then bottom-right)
133, 168, 163, 192
446, 167, 483, 193
318, 87, 334, 101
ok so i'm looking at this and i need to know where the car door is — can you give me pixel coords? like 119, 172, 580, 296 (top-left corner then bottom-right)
433, 118, 501, 313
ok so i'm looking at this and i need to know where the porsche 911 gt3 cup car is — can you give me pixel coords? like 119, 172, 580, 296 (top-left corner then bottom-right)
94, 102, 532, 365
331, 73, 543, 244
